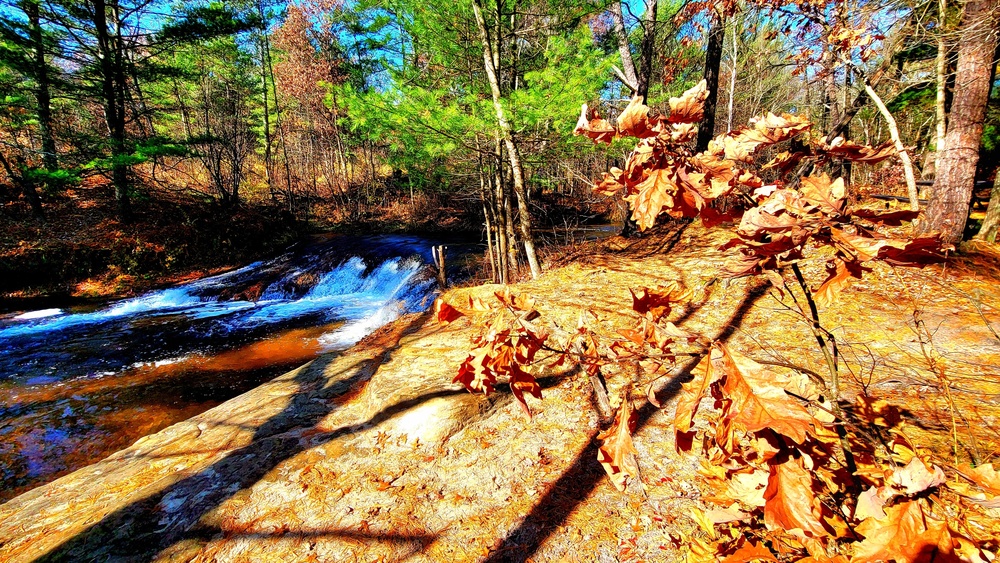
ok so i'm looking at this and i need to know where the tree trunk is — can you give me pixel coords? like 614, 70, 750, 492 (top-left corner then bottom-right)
935, 0, 949, 175
93, 0, 130, 221
26, 0, 57, 172
823, 60, 893, 144
636, 0, 657, 103
976, 173, 1000, 242
696, 10, 725, 152
919, 0, 1000, 243
863, 82, 919, 210
726, 17, 738, 132
609, 1, 638, 94
255, 5, 293, 207
258, 36, 274, 200
0, 152, 43, 218
472, 0, 541, 279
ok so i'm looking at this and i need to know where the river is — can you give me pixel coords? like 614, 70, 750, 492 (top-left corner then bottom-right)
0, 234, 460, 502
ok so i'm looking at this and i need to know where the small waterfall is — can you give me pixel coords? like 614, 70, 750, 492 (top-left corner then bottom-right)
0, 235, 443, 384
0, 234, 456, 500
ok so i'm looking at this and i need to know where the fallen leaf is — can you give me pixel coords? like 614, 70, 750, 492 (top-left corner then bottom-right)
706, 503, 749, 524
434, 299, 465, 324
690, 507, 718, 539
763, 455, 830, 538
855, 486, 891, 521
630, 282, 690, 322
726, 469, 769, 508
956, 463, 1000, 495
888, 457, 945, 496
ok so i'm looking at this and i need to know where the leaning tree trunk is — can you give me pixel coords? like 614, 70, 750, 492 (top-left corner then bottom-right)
919, 0, 1000, 243
864, 82, 920, 210
696, 9, 726, 152
609, 1, 638, 94
471, 0, 541, 279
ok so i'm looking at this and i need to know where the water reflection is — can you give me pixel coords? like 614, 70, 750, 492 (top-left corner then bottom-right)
0, 234, 445, 502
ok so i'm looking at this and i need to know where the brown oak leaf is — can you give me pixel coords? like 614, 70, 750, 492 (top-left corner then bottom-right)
674, 355, 714, 439
713, 343, 820, 444
574, 103, 616, 144
876, 236, 950, 267
434, 299, 465, 324
617, 95, 658, 138
668, 79, 708, 123
799, 174, 846, 216
630, 282, 690, 322
508, 363, 542, 419
850, 208, 919, 227
763, 455, 830, 538
818, 139, 896, 164
625, 169, 679, 230
597, 392, 640, 491
721, 541, 779, 563
814, 258, 869, 308
453, 348, 496, 395
852, 501, 958, 563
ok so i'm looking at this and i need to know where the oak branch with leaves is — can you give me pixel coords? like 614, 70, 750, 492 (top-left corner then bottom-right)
442, 84, 996, 561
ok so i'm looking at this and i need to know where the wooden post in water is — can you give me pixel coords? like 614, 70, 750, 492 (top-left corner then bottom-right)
432, 245, 447, 288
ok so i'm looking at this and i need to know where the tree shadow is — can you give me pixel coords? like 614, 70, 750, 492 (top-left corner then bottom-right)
479, 280, 770, 563
35, 311, 452, 562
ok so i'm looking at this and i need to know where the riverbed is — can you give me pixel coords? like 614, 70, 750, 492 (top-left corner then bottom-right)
0, 234, 454, 501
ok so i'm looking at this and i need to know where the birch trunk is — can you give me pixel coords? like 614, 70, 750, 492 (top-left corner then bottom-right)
472, 0, 541, 279
935, 0, 949, 173
609, 1, 638, 93
863, 82, 919, 210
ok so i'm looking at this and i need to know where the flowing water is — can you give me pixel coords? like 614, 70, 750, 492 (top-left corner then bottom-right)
0, 234, 453, 502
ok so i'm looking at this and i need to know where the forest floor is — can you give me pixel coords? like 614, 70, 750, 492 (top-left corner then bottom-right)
1, 219, 998, 562
0, 179, 492, 310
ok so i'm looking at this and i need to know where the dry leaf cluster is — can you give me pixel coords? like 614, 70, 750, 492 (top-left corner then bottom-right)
447, 86, 997, 561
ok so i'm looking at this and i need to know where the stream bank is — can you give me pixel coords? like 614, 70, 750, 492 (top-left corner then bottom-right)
1, 222, 998, 562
